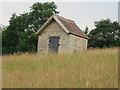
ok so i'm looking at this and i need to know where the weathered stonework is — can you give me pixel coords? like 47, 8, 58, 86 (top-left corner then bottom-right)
37, 20, 88, 54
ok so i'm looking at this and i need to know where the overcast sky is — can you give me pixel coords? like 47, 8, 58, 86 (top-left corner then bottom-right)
0, 1, 118, 30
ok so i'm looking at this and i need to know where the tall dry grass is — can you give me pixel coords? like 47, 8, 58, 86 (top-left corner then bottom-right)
2, 48, 118, 88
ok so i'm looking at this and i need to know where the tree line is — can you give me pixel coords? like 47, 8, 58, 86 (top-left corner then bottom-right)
84, 19, 120, 48
1, 2, 120, 55
2, 2, 59, 55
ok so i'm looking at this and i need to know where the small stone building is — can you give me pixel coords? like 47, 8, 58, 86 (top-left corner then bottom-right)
36, 14, 89, 54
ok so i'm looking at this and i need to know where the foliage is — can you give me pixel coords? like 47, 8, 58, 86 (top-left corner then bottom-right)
88, 19, 120, 48
84, 26, 89, 35
0, 25, 4, 55
2, 2, 59, 55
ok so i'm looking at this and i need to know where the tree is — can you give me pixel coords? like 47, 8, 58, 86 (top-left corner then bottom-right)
2, 2, 59, 55
88, 19, 120, 48
0, 25, 3, 55
84, 26, 89, 35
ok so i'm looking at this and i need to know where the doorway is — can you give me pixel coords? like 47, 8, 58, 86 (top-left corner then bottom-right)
49, 37, 60, 53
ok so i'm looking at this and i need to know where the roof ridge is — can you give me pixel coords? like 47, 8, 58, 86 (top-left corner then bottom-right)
54, 15, 74, 22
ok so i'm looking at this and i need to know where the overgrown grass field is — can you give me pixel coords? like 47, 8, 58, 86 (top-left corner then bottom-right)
2, 48, 118, 88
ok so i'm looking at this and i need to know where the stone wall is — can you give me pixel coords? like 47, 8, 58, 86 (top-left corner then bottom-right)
69, 34, 88, 52
37, 20, 88, 54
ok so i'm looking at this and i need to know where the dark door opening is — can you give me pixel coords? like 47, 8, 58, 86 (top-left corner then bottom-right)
49, 37, 60, 53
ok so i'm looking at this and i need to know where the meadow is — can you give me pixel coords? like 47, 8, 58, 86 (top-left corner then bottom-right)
2, 48, 118, 88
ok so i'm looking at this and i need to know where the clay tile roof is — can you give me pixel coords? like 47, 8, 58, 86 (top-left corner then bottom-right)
55, 15, 89, 39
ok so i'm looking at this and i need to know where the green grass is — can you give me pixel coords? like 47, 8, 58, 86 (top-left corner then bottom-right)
2, 48, 118, 88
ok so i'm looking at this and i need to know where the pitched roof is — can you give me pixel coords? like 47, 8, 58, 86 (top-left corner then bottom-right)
36, 14, 89, 39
